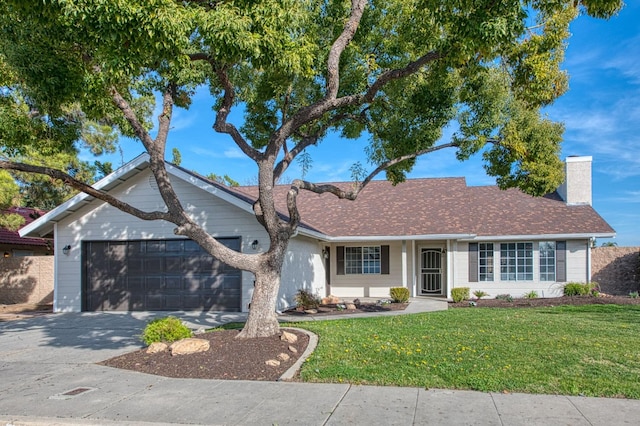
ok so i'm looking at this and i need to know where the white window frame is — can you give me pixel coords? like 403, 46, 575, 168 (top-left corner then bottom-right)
539, 241, 556, 281
478, 243, 494, 281
500, 242, 533, 281
345, 246, 381, 275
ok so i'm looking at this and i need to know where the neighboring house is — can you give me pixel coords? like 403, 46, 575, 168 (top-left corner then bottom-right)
1, 207, 51, 257
20, 154, 614, 313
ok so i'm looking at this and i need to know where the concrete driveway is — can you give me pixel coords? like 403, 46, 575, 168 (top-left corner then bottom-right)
1, 312, 640, 425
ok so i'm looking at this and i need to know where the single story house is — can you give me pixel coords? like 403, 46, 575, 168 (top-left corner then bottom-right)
1, 207, 51, 257
20, 154, 615, 313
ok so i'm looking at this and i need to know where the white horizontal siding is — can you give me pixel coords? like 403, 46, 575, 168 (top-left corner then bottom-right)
55, 169, 270, 312
329, 241, 404, 299
452, 239, 590, 299
279, 235, 325, 311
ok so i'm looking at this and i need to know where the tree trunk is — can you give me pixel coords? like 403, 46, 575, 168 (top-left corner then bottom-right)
236, 267, 282, 339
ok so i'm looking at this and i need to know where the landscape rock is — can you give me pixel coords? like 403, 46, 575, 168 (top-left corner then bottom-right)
288, 345, 298, 354
281, 331, 298, 343
169, 338, 210, 356
346, 303, 357, 310
146, 342, 168, 354
265, 359, 281, 367
304, 309, 318, 314
277, 353, 290, 362
321, 295, 341, 304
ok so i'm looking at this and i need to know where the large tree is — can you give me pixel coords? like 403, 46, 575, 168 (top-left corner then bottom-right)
0, 0, 622, 338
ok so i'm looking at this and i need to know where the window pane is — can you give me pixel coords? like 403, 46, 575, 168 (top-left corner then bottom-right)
539, 241, 556, 281
345, 246, 381, 275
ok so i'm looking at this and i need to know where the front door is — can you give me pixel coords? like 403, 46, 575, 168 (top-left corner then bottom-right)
420, 248, 442, 295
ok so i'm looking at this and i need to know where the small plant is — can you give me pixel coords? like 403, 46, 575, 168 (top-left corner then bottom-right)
335, 303, 346, 311
451, 287, 470, 303
294, 289, 320, 309
377, 298, 392, 306
473, 290, 488, 300
563, 282, 599, 296
141, 316, 192, 345
390, 287, 410, 303
630, 291, 639, 299
495, 294, 514, 302
524, 290, 538, 299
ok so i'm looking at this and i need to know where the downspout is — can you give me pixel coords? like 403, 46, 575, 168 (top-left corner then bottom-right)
587, 238, 593, 283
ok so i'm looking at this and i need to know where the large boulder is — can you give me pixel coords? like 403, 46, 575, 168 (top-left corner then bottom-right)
169, 338, 210, 356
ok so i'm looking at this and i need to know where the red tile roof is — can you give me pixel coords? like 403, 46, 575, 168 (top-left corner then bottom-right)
232, 178, 614, 238
0, 207, 51, 246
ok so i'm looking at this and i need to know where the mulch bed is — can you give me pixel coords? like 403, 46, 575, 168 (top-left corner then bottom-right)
280, 302, 408, 317
449, 295, 640, 308
99, 328, 309, 381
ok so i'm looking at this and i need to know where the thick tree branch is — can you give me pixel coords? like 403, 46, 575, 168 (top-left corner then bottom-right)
326, 0, 367, 99
273, 111, 363, 181
290, 141, 459, 201
110, 88, 156, 151
213, 66, 263, 162
0, 161, 170, 221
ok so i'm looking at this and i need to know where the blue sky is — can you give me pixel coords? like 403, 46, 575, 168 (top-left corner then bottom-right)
96, 4, 640, 247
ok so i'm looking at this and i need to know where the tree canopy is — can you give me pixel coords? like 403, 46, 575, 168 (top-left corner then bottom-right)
0, 0, 623, 337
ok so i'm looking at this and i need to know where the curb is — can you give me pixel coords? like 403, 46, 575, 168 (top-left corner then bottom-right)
278, 327, 318, 381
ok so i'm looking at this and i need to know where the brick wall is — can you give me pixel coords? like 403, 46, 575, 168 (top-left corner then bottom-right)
0, 256, 54, 304
591, 247, 640, 295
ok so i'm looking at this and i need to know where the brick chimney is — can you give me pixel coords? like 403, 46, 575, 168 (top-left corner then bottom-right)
557, 156, 592, 205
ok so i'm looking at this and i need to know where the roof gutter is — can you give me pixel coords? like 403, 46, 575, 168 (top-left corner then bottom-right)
458, 232, 616, 242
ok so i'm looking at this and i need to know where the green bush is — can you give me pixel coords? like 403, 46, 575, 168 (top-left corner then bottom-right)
141, 316, 192, 345
390, 287, 410, 303
563, 282, 599, 296
473, 290, 488, 300
495, 294, 514, 302
524, 290, 538, 299
630, 291, 639, 299
294, 289, 320, 309
451, 287, 470, 303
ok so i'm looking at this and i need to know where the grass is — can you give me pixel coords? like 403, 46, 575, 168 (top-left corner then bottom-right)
293, 304, 640, 399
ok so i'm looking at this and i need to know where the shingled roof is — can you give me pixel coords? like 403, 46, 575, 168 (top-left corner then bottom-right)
0, 207, 50, 247
233, 178, 615, 238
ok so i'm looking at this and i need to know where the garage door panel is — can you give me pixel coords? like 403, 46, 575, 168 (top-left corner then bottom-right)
83, 238, 242, 312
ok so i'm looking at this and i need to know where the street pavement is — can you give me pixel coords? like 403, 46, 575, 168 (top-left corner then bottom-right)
1, 299, 639, 425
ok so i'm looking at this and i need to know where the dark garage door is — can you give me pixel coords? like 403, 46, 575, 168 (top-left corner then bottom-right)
83, 238, 242, 312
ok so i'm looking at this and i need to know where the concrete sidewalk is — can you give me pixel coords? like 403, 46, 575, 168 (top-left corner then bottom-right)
1, 301, 639, 425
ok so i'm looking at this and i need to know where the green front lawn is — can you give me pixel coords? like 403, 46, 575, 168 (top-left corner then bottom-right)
294, 305, 640, 398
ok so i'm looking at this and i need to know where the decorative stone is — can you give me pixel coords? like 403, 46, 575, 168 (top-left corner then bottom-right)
353, 298, 361, 306
265, 359, 281, 367
304, 309, 318, 314
169, 338, 210, 356
321, 295, 341, 305
346, 303, 357, 310
146, 342, 168, 354
281, 331, 298, 343
288, 345, 298, 354
277, 353, 290, 362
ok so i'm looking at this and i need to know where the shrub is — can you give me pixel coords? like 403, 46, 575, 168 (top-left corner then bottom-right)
390, 287, 410, 303
563, 282, 599, 296
630, 291, 639, 299
294, 289, 320, 309
495, 294, 513, 302
473, 290, 488, 300
451, 287, 470, 303
141, 316, 192, 345
524, 290, 538, 299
